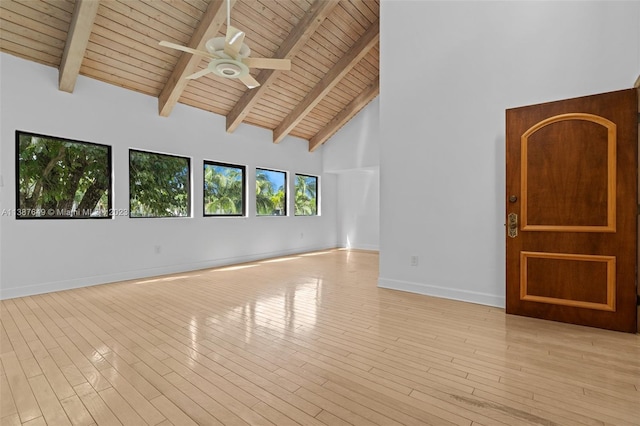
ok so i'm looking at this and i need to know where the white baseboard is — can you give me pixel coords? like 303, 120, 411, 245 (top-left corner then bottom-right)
377, 277, 505, 308
0, 244, 338, 300
340, 241, 379, 251
347, 243, 379, 251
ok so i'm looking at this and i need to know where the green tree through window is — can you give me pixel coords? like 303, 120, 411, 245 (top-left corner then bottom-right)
16, 131, 111, 218
129, 150, 190, 218
204, 162, 245, 216
256, 168, 286, 216
295, 174, 318, 216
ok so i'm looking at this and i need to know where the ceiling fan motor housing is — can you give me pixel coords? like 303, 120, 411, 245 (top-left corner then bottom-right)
205, 37, 251, 58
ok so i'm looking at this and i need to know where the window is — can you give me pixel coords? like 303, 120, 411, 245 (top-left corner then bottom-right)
256, 168, 286, 216
204, 161, 245, 216
295, 174, 318, 216
15, 131, 111, 219
129, 150, 190, 218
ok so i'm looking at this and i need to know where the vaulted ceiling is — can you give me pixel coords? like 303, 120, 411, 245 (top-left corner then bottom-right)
0, 0, 380, 151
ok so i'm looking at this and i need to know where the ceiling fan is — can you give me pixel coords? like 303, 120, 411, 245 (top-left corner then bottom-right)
159, 0, 291, 89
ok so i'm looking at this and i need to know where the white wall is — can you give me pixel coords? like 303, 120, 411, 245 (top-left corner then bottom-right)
336, 169, 380, 250
323, 98, 379, 172
0, 53, 338, 299
379, 1, 640, 307
323, 98, 380, 251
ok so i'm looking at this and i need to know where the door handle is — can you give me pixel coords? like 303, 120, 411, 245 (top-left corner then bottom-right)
508, 213, 518, 238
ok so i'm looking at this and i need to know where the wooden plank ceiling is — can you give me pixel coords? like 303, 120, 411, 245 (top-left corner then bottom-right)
0, 0, 380, 151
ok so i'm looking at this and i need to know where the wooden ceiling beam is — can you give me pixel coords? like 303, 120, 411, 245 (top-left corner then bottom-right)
158, 0, 233, 117
58, 0, 100, 93
273, 18, 379, 144
309, 77, 379, 152
225, 0, 338, 133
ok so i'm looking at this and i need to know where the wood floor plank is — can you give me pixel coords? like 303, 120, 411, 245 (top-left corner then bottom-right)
19, 297, 64, 347
275, 365, 404, 426
0, 303, 35, 360
222, 371, 326, 426
0, 351, 41, 423
97, 387, 147, 426
130, 362, 222, 426
0, 372, 18, 419
28, 374, 72, 426
149, 395, 198, 426
59, 394, 94, 426
159, 339, 275, 409
73, 383, 122, 426
26, 339, 75, 400
0, 413, 21, 426
28, 295, 69, 333
315, 409, 352, 426
21, 417, 47, 426
321, 379, 457, 426
99, 367, 165, 425
161, 357, 273, 425
101, 352, 161, 401
532, 392, 639, 426
0, 322, 14, 355
470, 388, 601, 426
3, 300, 38, 344
162, 371, 249, 426
251, 401, 299, 426
0, 250, 637, 426
294, 387, 378, 426
17, 358, 41, 379
54, 335, 111, 393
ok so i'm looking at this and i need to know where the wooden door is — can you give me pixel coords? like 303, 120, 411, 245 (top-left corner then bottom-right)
506, 88, 638, 333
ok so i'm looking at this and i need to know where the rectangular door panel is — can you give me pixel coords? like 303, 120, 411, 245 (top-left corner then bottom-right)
521, 251, 614, 311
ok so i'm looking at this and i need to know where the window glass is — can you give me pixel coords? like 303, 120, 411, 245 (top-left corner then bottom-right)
256, 168, 286, 216
295, 174, 318, 216
204, 161, 245, 216
129, 150, 190, 218
16, 131, 111, 219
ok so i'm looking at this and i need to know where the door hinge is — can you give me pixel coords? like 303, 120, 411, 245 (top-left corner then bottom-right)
637, 294, 640, 306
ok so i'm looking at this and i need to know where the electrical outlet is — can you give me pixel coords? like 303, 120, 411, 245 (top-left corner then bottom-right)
410, 255, 418, 266
300, 232, 304, 239
154, 245, 162, 254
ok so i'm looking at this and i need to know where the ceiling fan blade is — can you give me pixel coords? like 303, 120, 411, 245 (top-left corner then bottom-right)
238, 74, 260, 89
242, 57, 291, 71
224, 26, 245, 59
185, 68, 213, 80
159, 41, 219, 60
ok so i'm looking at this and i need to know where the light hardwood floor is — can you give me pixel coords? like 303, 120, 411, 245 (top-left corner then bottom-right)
1, 249, 639, 426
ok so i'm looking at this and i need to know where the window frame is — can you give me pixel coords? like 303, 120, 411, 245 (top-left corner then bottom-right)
15, 130, 113, 220
203, 160, 246, 217
294, 173, 319, 217
129, 149, 191, 219
255, 167, 288, 217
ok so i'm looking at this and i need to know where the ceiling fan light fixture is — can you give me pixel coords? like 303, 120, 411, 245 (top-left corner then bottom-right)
208, 59, 249, 79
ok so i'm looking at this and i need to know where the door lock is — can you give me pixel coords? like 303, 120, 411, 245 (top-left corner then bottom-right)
508, 213, 518, 238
